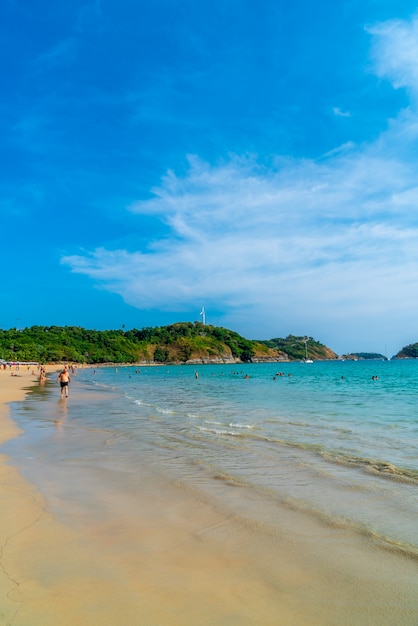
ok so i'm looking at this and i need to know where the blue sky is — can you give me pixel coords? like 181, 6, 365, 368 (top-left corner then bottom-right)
2, 0, 418, 356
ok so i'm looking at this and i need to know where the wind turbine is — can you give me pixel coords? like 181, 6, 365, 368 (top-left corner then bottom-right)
199, 307, 206, 325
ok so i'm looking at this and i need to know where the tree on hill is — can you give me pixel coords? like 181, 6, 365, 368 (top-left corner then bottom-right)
258, 335, 337, 361
0, 324, 337, 364
0, 323, 255, 364
394, 342, 418, 359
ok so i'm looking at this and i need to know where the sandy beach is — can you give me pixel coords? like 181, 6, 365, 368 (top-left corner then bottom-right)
1, 366, 418, 625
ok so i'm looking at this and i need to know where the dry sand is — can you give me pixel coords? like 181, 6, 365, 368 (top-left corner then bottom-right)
1, 366, 417, 626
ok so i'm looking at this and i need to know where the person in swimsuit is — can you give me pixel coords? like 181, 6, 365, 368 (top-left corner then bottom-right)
57, 367, 71, 397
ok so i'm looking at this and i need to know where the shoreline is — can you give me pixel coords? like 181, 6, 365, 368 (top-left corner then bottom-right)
1, 367, 418, 625
0, 366, 57, 624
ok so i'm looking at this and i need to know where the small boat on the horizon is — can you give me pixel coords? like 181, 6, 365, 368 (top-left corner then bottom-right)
301, 338, 313, 363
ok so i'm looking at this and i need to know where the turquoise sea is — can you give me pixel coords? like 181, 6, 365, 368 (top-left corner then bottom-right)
6, 359, 418, 558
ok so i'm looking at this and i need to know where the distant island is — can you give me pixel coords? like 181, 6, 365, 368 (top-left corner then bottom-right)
0, 323, 414, 364
341, 352, 388, 361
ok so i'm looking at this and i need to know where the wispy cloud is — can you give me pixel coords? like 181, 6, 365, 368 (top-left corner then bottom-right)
333, 107, 351, 118
367, 15, 418, 97
62, 14, 418, 350
32, 37, 78, 72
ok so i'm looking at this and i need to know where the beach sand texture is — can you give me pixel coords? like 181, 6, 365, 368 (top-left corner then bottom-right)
1, 367, 417, 625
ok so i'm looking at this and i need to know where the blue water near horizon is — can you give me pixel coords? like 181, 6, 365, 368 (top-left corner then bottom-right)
6, 359, 418, 557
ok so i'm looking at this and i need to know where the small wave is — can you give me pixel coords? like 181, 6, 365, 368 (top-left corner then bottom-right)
156, 407, 175, 415
88, 381, 115, 391
235, 434, 418, 484
320, 451, 418, 484
213, 473, 246, 487
133, 399, 153, 408
228, 423, 254, 429
198, 426, 240, 437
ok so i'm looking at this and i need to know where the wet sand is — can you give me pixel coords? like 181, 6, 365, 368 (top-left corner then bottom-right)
1, 367, 418, 625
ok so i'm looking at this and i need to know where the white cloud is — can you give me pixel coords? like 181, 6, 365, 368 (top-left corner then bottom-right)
62, 14, 418, 353
333, 107, 351, 117
367, 15, 418, 97
62, 143, 418, 347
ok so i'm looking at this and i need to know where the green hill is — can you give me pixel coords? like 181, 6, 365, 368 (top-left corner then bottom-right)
258, 334, 338, 361
393, 342, 418, 359
0, 324, 337, 364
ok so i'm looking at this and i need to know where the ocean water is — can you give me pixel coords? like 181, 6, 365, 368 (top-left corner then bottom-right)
7, 359, 418, 558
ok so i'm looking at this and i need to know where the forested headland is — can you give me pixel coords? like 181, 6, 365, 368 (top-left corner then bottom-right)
0, 323, 338, 364
394, 342, 418, 359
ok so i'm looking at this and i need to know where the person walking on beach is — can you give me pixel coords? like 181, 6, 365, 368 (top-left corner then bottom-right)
57, 367, 71, 398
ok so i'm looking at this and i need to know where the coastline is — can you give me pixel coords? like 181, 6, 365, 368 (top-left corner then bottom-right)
0, 367, 46, 623
0, 366, 67, 624
1, 367, 418, 625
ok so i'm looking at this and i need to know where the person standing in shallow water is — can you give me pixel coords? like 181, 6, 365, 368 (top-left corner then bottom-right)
57, 367, 71, 398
